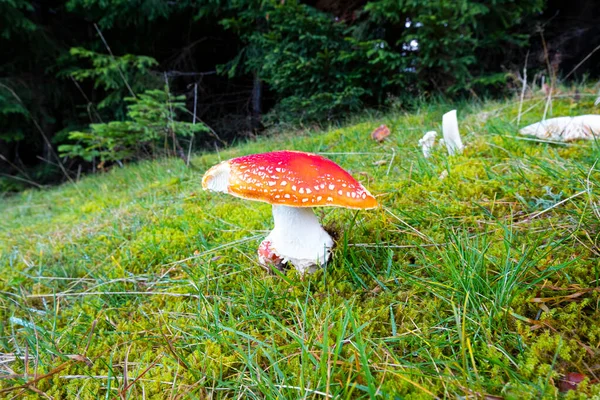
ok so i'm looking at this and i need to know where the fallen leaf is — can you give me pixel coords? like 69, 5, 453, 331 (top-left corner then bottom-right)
371, 124, 390, 142
558, 372, 586, 392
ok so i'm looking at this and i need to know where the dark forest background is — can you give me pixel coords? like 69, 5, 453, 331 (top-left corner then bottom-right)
1, 0, 599, 190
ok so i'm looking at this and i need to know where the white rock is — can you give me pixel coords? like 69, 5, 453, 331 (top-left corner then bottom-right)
519, 115, 600, 141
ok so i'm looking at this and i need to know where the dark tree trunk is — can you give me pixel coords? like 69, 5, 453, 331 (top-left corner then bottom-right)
251, 71, 262, 131
0, 139, 10, 173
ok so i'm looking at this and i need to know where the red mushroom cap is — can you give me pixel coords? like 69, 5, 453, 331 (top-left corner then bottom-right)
202, 150, 378, 209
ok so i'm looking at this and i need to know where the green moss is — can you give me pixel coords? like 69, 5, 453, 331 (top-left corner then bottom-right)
2, 94, 600, 398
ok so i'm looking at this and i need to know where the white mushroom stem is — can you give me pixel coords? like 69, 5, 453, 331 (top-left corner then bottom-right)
442, 110, 464, 155
261, 205, 333, 274
418, 131, 437, 158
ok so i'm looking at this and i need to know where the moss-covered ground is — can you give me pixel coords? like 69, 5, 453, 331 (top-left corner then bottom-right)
1, 92, 600, 399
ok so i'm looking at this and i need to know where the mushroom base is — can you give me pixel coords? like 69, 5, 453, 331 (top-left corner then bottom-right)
258, 205, 333, 274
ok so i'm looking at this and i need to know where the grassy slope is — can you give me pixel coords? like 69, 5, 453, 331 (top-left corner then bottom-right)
1, 93, 600, 399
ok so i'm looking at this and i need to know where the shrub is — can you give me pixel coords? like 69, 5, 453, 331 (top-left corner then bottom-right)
365, 0, 545, 93
222, 0, 404, 123
59, 88, 208, 164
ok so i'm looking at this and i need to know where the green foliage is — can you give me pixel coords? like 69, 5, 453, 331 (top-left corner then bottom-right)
2, 95, 600, 397
0, 0, 36, 39
0, 83, 29, 142
66, 47, 160, 113
66, 0, 182, 28
365, 0, 545, 93
223, 0, 404, 122
59, 88, 208, 163
1, 0, 591, 189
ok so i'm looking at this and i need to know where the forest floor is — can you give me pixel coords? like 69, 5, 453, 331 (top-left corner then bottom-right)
1, 91, 600, 399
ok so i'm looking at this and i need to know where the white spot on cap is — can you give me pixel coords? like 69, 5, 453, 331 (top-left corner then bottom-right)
284, 194, 290, 199
362, 193, 366, 199
268, 181, 276, 186
292, 185, 297, 191
302, 198, 309, 203
314, 185, 320, 191
299, 188, 304, 194
317, 196, 322, 201
351, 192, 356, 198
280, 181, 287, 186
305, 188, 312, 194
328, 184, 335, 190
327, 197, 333, 202
338, 190, 343, 195
320, 184, 325, 189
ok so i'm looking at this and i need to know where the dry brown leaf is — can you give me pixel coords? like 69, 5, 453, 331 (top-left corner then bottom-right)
558, 372, 586, 392
371, 124, 390, 142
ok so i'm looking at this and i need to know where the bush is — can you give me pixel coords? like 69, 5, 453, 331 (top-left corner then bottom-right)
222, 0, 404, 123
365, 0, 545, 93
59, 88, 208, 164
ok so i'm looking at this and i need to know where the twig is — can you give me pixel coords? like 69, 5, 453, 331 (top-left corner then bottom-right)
180, 108, 226, 146
26, 291, 204, 299
539, 31, 553, 121
83, 320, 97, 357
94, 23, 136, 99
386, 148, 395, 177
0, 357, 88, 395
0, 173, 43, 189
272, 385, 334, 398
563, 44, 600, 81
0, 154, 34, 181
0, 83, 76, 187
517, 51, 529, 127
383, 207, 431, 242
118, 355, 163, 396
69, 76, 104, 123
511, 136, 570, 146
521, 190, 586, 222
163, 72, 187, 162
164, 71, 216, 77
585, 160, 600, 221
162, 234, 263, 268
24, 385, 53, 399
187, 83, 198, 167
120, 345, 131, 400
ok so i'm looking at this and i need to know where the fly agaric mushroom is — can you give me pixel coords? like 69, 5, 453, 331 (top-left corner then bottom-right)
202, 150, 378, 274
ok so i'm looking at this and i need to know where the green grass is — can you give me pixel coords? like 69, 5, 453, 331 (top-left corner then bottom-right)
1, 91, 600, 399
